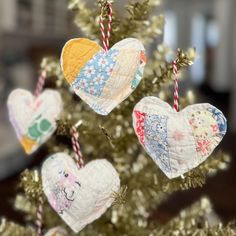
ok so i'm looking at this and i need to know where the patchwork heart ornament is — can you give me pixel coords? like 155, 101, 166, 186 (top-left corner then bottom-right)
7, 89, 63, 154
44, 227, 68, 236
61, 38, 146, 115
42, 153, 120, 233
132, 96, 227, 179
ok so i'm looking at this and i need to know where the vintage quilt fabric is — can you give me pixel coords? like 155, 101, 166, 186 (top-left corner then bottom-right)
61, 38, 146, 115
7, 89, 63, 154
132, 96, 227, 179
42, 153, 120, 233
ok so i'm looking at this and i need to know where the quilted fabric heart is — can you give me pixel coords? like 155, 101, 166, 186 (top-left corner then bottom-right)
42, 153, 120, 233
61, 38, 146, 115
7, 89, 63, 154
132, 96, 227, 179
44, 227, 68, 236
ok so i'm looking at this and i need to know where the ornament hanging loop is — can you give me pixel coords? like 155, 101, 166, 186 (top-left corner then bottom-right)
99, 1, 113, 53
70, 125, 85, 169
36, 196, 44, 236
172, 60, 179, 112
34, 70, 47, 97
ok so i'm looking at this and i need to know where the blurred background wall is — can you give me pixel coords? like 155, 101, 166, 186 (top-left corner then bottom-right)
163, 0, 236, 132
0, 0, 235, 178
0, 0, 77, 178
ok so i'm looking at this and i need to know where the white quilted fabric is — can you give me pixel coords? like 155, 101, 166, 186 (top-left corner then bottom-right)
7, 89, 63, 154
42, 153, 120, 232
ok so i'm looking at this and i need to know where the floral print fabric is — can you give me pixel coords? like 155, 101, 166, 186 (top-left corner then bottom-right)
144, 114, 171, 173
133, 96, 227, 179
72, 49, 119, 97
61, 38, 146, 115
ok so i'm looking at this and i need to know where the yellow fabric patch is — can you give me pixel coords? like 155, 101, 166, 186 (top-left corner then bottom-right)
21, 136, 37, 154
61, 38, 101, 84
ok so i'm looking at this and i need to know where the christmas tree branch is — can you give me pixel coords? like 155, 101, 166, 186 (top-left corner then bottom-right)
0, 219, 36, 236
152, 198, 236, 236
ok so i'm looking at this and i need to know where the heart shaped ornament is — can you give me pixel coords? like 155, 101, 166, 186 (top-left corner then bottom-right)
7, 89, 63, 154
42, 153, 120, 233
44, 227, 68, 236
61, 38, 146, 115
132, 96, 227, 179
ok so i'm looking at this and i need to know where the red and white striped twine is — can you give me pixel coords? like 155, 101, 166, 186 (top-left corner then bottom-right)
34, 70, 47, 97
172, 60, 179, 112
100, 2, 113, 53
36, 196, 44, 236
70, 126, 85, 169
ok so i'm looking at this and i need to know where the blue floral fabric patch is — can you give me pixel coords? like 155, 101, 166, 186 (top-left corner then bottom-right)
144, 114, 171, 173
72, 49, 119, 97
90, 103, 109, 116
131, 67, 143, 90
208, 107, 227, 137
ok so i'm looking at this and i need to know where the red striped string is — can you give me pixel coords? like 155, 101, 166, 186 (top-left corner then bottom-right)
105, 2, 112, 50
172, 60, 179, 112
99, 2, 113, 53
36, 196, 44, 236
34, 70, 47, 97
70, 126, 85, 169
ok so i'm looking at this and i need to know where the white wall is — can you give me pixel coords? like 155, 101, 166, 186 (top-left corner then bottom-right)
0, 0, 71, 36
0, 0, 17, 32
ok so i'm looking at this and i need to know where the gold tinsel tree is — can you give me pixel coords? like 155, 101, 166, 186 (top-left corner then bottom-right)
1, 0, 235, 235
